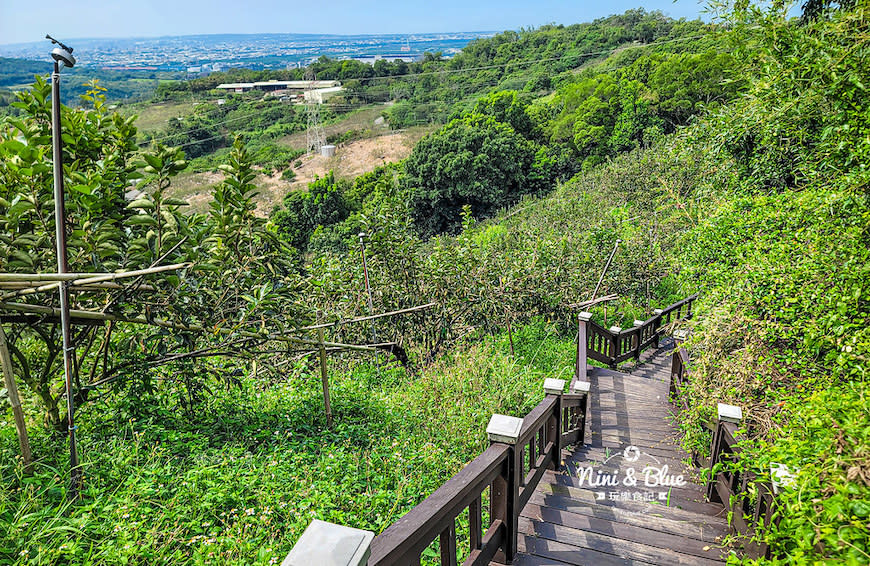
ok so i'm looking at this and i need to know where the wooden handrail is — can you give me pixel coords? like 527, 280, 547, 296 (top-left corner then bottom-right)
364, 384, 589, 565
670, 345, 781, 560
369, 443, 510, 565
707, 418, 779, 559
578, 294, 698, 373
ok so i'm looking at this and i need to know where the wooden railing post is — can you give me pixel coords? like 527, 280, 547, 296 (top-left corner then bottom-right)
543, 379, 565, 470
669, 348, 682, 398
573, 380, 591, 445
670, 329, 689, 397
632, 320, 644, 360
652, 308, 663, 347
282, 519, 374, 566
576, 312, 592, 382
707, 403, 743, 503
608, 326, 621, 368
487, 414, 522, 563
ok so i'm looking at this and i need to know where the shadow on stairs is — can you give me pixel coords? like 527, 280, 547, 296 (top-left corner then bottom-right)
508, 338, 732, 566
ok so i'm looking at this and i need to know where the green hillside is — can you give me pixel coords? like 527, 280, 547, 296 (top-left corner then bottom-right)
1, 4, 869, 565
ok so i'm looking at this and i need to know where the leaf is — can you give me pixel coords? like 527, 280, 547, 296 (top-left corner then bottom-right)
143, 154, 164, 170
10, 250, 34, 268
8, 200, 35, 217
125, 215, 158, 227
128, 198, 155, 210
70, 184, 95, 196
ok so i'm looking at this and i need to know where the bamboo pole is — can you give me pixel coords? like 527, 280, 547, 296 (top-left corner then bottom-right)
0, 319, 33, 474
567, 294, 619, 309
0, 273, 116, 282
297, 302, 436, 331
317, 325, 333, 427
0, 263, 190, 300
0, 282, 156, 292
0, 264, 191, 282
0, 301, 392, 354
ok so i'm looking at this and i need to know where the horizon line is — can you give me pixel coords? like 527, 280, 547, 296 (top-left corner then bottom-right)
0, 29, 503, 49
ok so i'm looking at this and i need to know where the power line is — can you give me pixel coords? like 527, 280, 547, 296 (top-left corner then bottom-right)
137, 33, 709, 140
349, 34, 707, 83
140, 73, 533, 147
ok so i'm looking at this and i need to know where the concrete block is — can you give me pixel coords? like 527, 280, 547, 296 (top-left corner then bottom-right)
543, 378, 566, 395
578, 311, 593, 322
717, 403, 743, 424
573, 381, 591, 394
487, 414, 523, 444
282, 519, 373, 566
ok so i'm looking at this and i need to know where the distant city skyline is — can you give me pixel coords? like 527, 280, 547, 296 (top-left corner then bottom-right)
0, 0, 708, 47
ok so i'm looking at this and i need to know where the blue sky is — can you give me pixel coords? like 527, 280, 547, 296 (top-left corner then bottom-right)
0, 0, 707, 46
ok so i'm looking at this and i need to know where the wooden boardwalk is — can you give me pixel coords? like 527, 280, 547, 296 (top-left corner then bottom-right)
511, 339, 731, 565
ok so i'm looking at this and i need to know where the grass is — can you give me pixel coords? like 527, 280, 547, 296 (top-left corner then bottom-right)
120, 101, 198, 136
0, 320, 574, 565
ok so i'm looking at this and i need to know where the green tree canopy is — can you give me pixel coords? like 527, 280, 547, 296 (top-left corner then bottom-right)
402, 114, 536, 236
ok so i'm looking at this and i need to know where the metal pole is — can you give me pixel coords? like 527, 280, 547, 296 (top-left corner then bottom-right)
51, 60, 80, 498
592, 239, 621, 302
358, 233, 376, 343
576, 239, 621, 382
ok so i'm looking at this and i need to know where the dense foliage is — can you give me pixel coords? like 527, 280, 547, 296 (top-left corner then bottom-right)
654, 3, 868, 562
0, 80, 307, 430
147, 95, 310, 161
1, 323, 573, 564
402, 113, 536, 235
2, 4, 869, 565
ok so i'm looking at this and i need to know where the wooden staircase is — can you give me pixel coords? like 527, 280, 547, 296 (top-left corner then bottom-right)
511, 339, 731, 565
283, 295, 768, 566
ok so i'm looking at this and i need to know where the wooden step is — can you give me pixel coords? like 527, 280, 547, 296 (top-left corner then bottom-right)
537, 474, 729, 520
518, 516, 728, 565
524, 490, 728, 543
510, 339, 730, 565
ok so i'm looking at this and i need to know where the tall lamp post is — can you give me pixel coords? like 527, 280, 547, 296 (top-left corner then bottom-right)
47, 34, 81, 498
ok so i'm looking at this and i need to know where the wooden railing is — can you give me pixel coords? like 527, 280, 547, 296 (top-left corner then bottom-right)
283, 380, 589, 566
581, 294, 698, 370
707, 417, 779, 559
284, 296, 696, 566
670, 343, 785, 561
368, 383, 588, 565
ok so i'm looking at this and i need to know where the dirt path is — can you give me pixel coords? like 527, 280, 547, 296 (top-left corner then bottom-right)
167, 128, 432, 215
255, 129, 430, 214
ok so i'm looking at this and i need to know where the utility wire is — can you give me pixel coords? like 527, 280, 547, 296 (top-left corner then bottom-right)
137, 33, 709, 142
140, 74, 522, 146
350, 34, 706, 83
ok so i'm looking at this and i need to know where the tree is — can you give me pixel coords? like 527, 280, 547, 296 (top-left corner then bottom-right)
402, 114, 536, 236
0, 79, 307, 431
472, 90, 539, 140
273, 171, 351, 252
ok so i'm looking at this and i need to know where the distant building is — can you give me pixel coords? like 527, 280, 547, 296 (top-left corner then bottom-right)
215, 80, 341, 94
348, 54, 417, 65
303, 86, 344, 104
